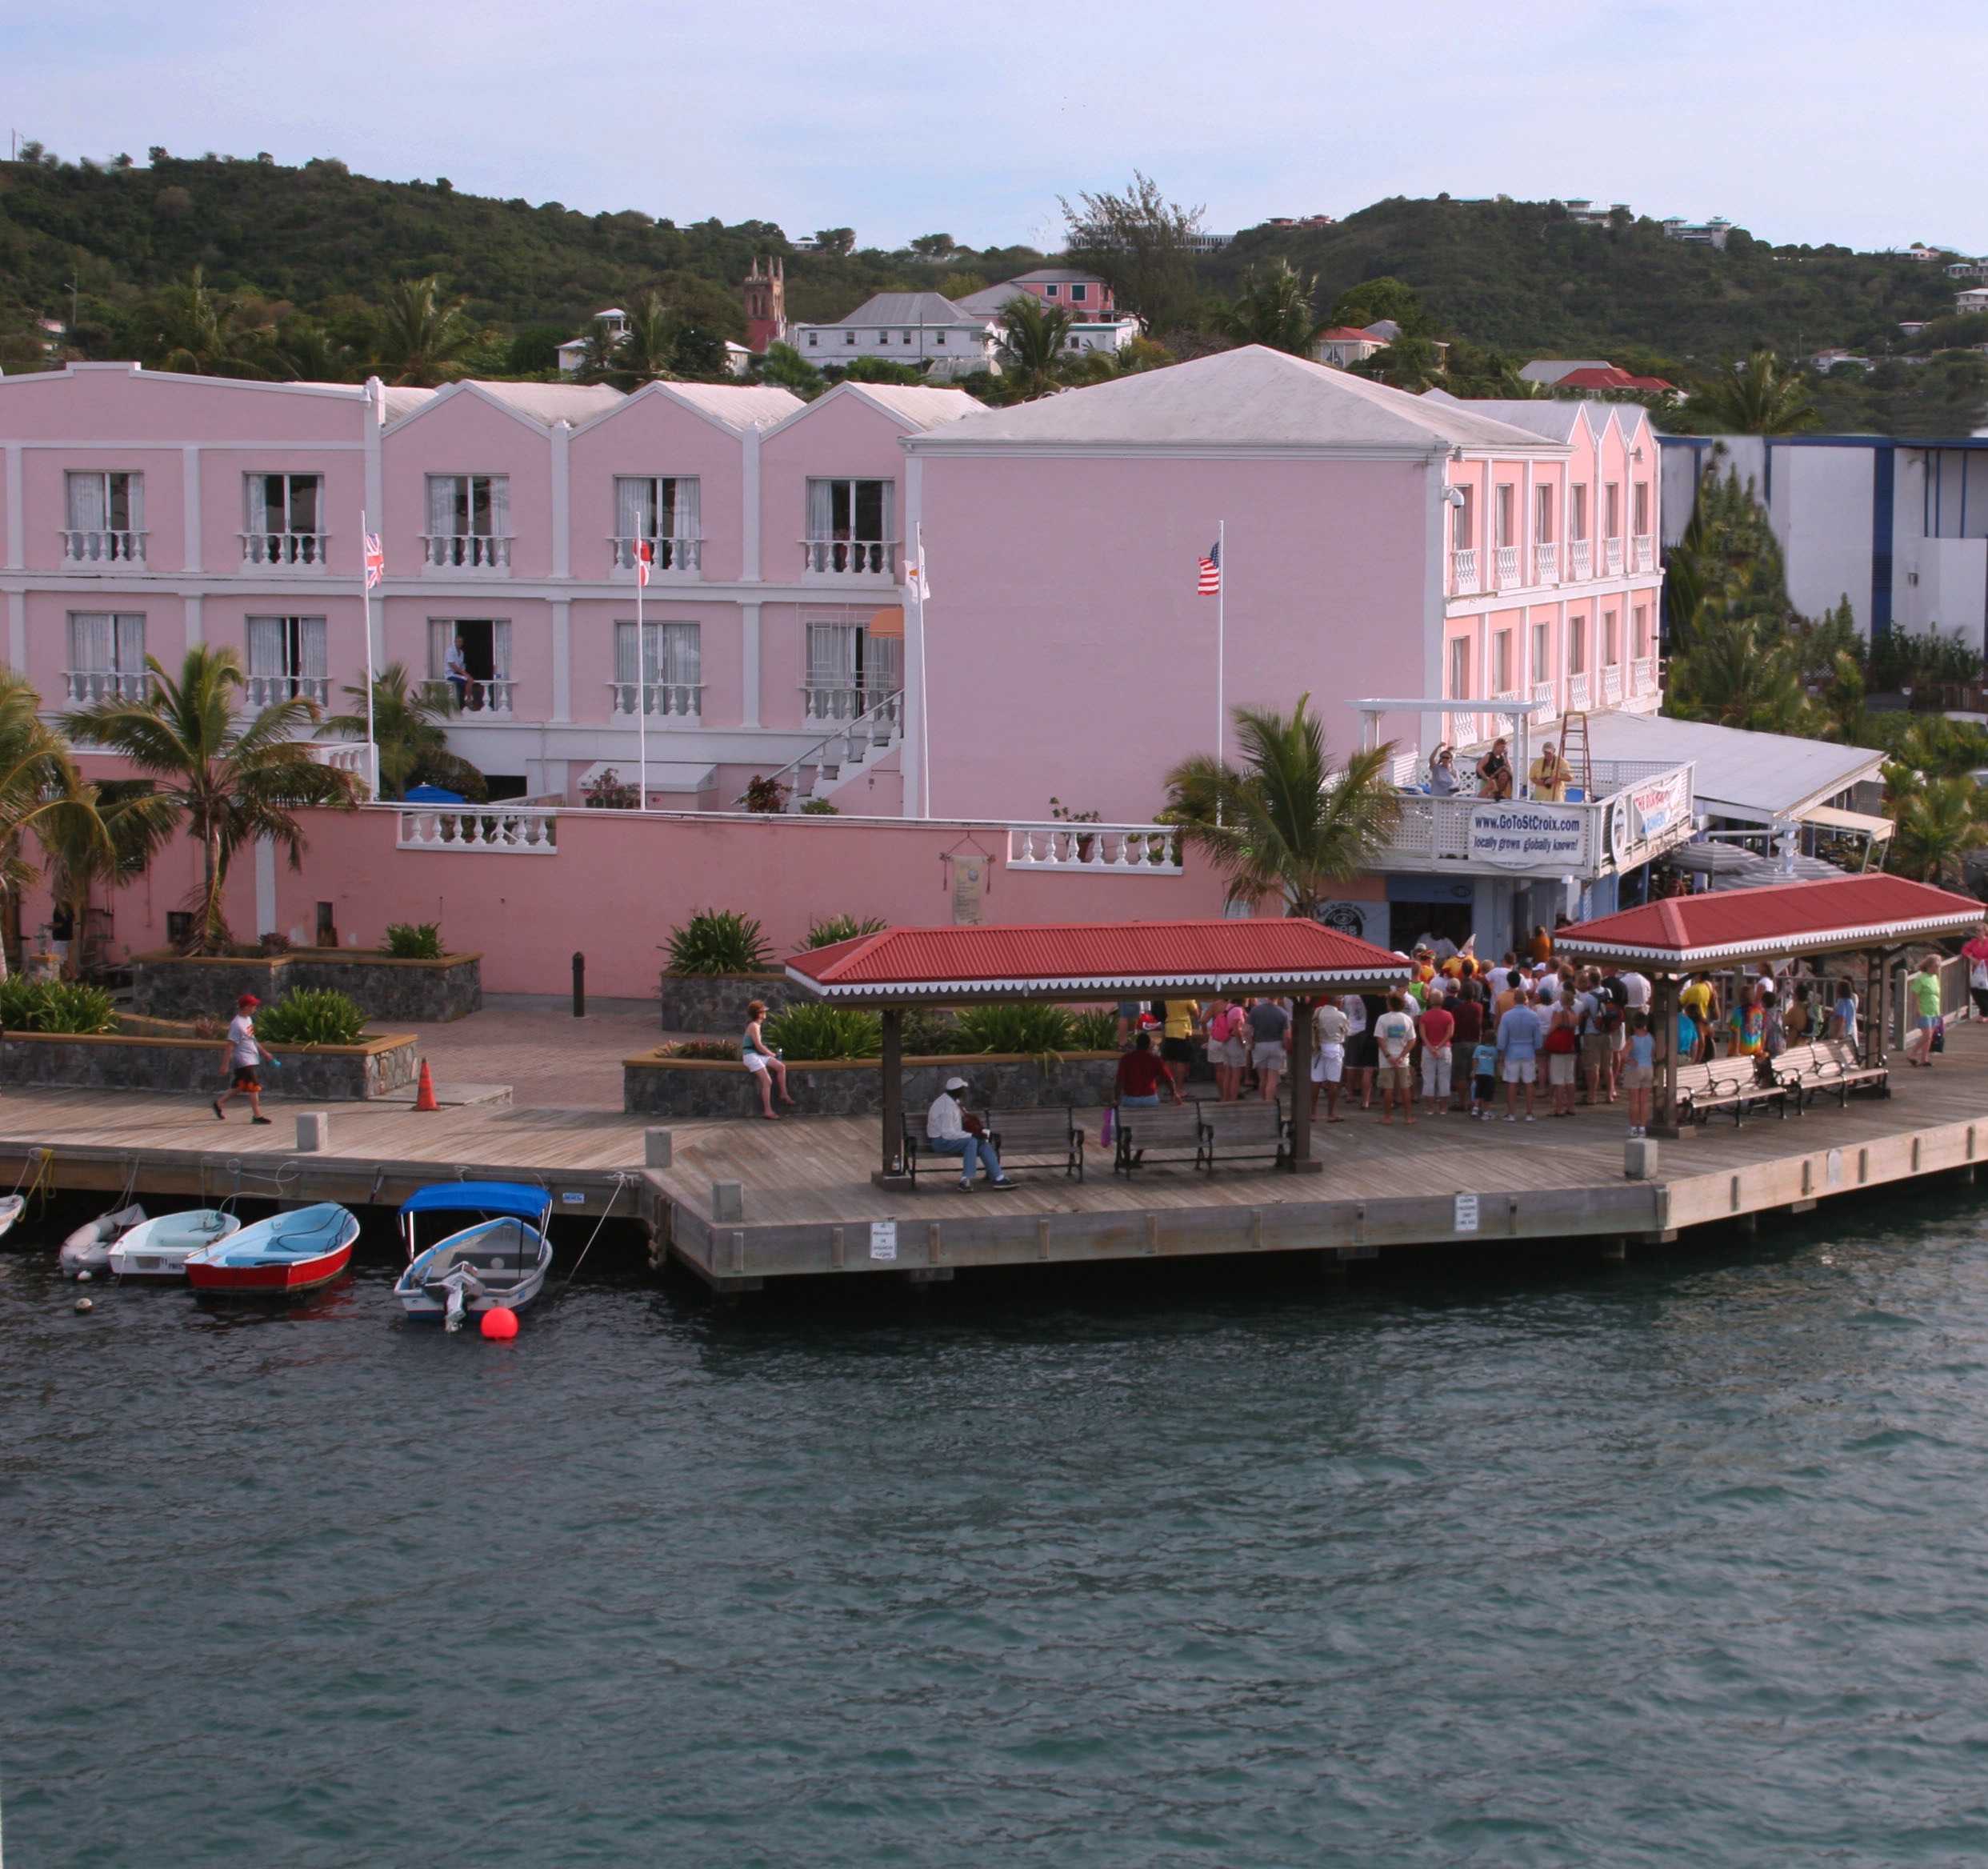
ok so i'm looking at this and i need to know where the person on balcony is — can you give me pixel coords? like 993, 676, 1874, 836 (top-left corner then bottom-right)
444, 634, 470, 710
1530, 741, 1574, 802
1476, 738, 1513, 800
1429, 746, 1460, 796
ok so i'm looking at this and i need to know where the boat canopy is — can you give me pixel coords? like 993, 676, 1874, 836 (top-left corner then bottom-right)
400, 1182, 553, 1223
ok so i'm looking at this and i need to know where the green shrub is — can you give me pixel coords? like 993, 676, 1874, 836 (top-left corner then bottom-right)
1067, 1008, 1119, 1051
902, 1007, 958, 1055
256, 988, 367, 1047
950, 1002, 1075, 1055
665, 908, 772, 975
0, 976, 118, 1035
798, 798, 840, 814
385, 921, 444, 959
761, 1002, 882, 1060
805, 913, 888, 949
658, 1039, 740, 1061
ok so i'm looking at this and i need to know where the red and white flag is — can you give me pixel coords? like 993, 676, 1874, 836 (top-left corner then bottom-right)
637, 538, 654, 587
363, 532, 385, 589
1196, 538, 1221, 595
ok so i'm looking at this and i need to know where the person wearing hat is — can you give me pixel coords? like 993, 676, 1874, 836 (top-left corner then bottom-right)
215, 994, 273, 1123
926, 1075, 1014, 1191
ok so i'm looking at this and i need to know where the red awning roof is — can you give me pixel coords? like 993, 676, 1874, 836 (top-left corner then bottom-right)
1555, 874, 1983, 967
785, 919, 1414, 1003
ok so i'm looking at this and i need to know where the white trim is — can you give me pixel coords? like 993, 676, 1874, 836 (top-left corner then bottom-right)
182, 446, 202, 573
1559, 908, 1982, 967
550, 420, 571, 580
741, 599, 761, 727
4, 442, 22, 571
786, 963, 1415, 1001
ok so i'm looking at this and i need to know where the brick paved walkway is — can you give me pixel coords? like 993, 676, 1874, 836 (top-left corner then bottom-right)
391, 995, 658, 1109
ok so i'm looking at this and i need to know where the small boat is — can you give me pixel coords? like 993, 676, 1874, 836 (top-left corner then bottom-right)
58, 1203, 146, 1279
108, 1208, 238, 1281
184, 1203, 358, 1295
394, 1182, 554, 1330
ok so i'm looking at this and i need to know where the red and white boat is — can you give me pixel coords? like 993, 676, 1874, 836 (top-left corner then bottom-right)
183, 1203, 358, 1295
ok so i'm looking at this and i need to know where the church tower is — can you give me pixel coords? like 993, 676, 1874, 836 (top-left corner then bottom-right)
744, 257, 787, 354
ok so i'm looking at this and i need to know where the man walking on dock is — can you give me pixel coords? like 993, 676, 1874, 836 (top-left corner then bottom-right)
214, 995, 273, 1125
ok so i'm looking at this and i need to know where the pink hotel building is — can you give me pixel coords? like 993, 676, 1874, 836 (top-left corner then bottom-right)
0, 346, 1679, 963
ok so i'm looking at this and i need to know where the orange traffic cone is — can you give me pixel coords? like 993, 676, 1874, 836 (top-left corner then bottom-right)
414, 1058, 440, 1111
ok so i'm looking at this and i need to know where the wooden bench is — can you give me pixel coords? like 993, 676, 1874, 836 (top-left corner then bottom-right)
1674, 1055, 1786, 1127
901, 1108, 1084, 1184
1196, 1099, 1288, 1171
1114, 1102, 1204, 1175
1773, 1039, 1889, 1111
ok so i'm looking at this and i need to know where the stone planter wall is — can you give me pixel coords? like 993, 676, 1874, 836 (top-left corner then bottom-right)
131, 951, 482, 1023
0, 1031, 420, 1100
624, 1050, 1122, 1120
657, 971, 803, 1034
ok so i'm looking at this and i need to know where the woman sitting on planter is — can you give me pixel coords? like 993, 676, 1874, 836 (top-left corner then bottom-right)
742, 1001, 796, 1119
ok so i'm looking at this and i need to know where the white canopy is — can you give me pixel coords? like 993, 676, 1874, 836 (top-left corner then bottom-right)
1578, 713, 1886, 826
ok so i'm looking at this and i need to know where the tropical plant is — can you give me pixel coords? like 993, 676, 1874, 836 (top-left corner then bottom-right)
35, 778, 178, 977
1666, 606, 1806, 730
372, 275, 486, 386
1067, 1008, 1120, 1051
385, 920, 444, 959
951, 1002, 1077, 1055
0, 975, 118, 1034
1886, 774, 1985, 885
0, 670, 102, 979
658, 1039, 742, 1061
1061, 171, 1206, 331
902, 1006, 959, 1055
664, 908, 772, 975
581, 766, 639, 809
60, 644, 359, 955
798, 798, 840, 814
760, 1001, 882, 1060
758, 342, 825, 400
995, 293, 1076, 398
134, 267, 274, 378
327, 662, 481, 801
255, 987, 367, 1046
740, 774, 788, 814
1215, 260, 1318, 356
1686, 348, 1819, 435
805, 913, 888, 948
1165, 694, 1402, 915
1870, 625, 1986, 696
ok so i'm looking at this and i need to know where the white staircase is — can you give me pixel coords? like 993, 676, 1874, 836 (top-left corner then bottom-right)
765, 691, 906, 810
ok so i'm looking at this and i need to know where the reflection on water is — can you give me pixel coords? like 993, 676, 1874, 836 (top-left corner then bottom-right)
6, 1184, 1988, 1867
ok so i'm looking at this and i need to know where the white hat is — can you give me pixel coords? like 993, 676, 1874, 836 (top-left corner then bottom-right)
944, 1075, 969, 1091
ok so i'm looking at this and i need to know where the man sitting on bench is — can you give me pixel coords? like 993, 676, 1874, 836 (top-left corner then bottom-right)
926, 1075, 1016, 1191
1115, 1031, 1184, 1107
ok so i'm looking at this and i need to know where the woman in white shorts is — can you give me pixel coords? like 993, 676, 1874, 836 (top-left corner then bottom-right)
742, 999, 796, 1119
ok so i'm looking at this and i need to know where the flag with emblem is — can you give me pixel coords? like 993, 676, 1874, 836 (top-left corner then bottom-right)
363, 532, 385, 588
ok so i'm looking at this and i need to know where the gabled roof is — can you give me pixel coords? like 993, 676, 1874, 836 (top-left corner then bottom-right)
1556, 875, 1982, 967
581, 379, 801, 436
904, 346, 1564, 454
1315, 326, 1386, 343
786, 918, 1414, 1003
766, 380, 983, 440
1422, 390, 1589, 443
468, 382, 626, 427
802, 292, 990, 328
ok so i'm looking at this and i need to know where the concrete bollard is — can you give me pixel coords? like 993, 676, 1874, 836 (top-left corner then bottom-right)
1624, 1136, 1659, 1181
711, 1179, 744, 1223
296, 1111, 330, 1153
645, 1127, 674, 1168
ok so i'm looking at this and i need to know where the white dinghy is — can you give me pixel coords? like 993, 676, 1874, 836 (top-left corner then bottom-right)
58, 1204, 146, 1279
109, 1208, 242, 1280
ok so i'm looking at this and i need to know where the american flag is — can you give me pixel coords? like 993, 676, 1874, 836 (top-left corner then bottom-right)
1196, 538, 1221, 595
637, 538, 654, 587
363, 532, 385, 589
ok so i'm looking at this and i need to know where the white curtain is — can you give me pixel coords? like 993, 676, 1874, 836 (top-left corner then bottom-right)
658, 622, 700, 687
426, 476, 459, 538
807, 620, 856, 685
66, 474, 106, 534
246, 616, 286, 678
298, 618, 327, 680
428, 619, 453, 679
669, 478, 700, 542
616, 477, 651, 540
487, 477, 510, 539
614, 621, 640, 687
70, 612, 112, 671
492, 619, 511, 678
806, 479, 834, 540
877, 481, 896, 544
114, 614, 145, 672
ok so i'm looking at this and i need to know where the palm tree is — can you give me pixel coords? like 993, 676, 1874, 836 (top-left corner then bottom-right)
36, 781, 178, 977
326, 662, 458, 800
0, 669, 97, 979
62, 646, 359, 955
1165, 694, 1401, 915
1215, 260, 1319, 356
373, 276, 486, 386
1690, 349, 1819, 435
141, 267, 274, 378
995, 294, 1076, 399
618, 294, 685, 386
1668, 604, 1806, 730
1888, 774, 1983, 884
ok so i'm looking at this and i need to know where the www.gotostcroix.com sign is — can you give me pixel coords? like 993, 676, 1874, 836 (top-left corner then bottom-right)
1469, 803, 1587, 869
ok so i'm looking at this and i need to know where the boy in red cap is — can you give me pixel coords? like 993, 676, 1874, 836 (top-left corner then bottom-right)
214, 994, 272, 1123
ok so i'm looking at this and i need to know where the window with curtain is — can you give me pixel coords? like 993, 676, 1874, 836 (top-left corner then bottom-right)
425, 475, 510, 566
1451, 486, 1474, 550
1570, 485, 1589, 539
1447, 636, 1470, 701
1633, 603, 1649, 658
1603, 482, 1621, 538
246, 615, 328, 702
1533, 482, 1554, 543
67, 613, 146, 698
614, 621, 702, 714
804, 615, 898, 714
1494, 484, 1514, 549
65, 473, 144, 561
1568, 616, 1587, 675
1494, 630, 1512, 694
803, 479, 895, 572
1603, 609, 1619, 665
1532, 620, 1549, 686
243, 474, 325, 564
612, 477, 702, 569
1633, 481, 1650, 536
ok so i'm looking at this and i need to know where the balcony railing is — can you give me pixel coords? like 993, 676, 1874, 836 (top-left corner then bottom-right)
62, 529, 146, 566
65, 669, 150, 702
1604, 537, 1624, 577
1494, 545, 1521, 590
1446, 710, 1479, 747
1007, 823, 1182, 874
241, 531, 329, 567
246, 674, 330, 708
1632, 654, 1657, 696
395, 804, 559, 854
422, 677, 516, 716
799, 538, 898, 577
609, 534, 702, 574
607, 681, 703, 718
1602, 666, 1623, 706
1534, 678, 1555, 715
422, 534, 513, 570
1633, 534, 1654, 573
802, 682, 900, 722
1450, 547, 1479, 595
1534, 542, 1558, 582
1569, 671, 1593, 711
1569, 539, 1592, 580
763, 691, 904, 810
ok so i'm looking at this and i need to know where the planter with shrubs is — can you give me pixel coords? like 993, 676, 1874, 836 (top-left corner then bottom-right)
658, 909, 895, 1032
131, 932, 480, 1024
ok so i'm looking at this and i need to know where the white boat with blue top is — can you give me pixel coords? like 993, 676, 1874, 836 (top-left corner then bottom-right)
394, 1182, 554, 1329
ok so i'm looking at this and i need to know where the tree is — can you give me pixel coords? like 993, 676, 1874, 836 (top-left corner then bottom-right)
813, 228, 857, 257
758, 342, 825, 399
910, 234, 956, 259
1888, 775, 1983, 885
1665, 605, 1806, 730
1351, 332, 1446, 392
36, 780, 178, 977
1062, 172, 1206, 333
994, 293, 1076, 398
1684, 349, 1818, 434
0, 670, 98, 979
1164, 694, 1401, 915
1662, 458, 1788, 650
327, 662, 486, 801
62, 646, 359, 954
1326, 276, 1429, 335
372, 275, 486, 386
1215, 260, 1318, 355
130, 267, 273, 378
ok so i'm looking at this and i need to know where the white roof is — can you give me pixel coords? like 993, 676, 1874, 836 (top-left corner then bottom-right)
906, 345, 1564, 454
803, 292, 988, 329
838, 382, 985, 430
1519, 359, 1614, 385
470, 382, 626, 427
653, 382, 802, 430
1422, 390, 1589, 443
1581, 713, 1886, 824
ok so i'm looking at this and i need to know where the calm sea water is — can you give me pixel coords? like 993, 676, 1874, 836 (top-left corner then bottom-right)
7, 1190, 1988, 1869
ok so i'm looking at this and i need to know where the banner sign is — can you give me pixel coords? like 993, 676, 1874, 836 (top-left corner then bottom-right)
1469, 804, 1587, 870
1630, 769, 1690, 845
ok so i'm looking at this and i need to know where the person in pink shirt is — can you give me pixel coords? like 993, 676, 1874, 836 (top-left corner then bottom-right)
1965, 923, 1988, 1018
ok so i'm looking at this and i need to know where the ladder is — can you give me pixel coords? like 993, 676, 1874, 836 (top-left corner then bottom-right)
1559, 710, 1593, 798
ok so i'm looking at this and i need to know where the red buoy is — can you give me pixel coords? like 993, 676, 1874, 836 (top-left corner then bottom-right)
480, 1307, 519, 1341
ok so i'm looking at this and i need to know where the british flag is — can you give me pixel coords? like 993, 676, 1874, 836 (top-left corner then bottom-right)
1196, 538, 1221, 595
363, 532, 385, 589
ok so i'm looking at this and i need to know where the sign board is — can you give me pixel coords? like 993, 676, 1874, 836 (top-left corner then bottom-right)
1454, 1193, 1479, 1233
1315, 899, 1386, 945
869, 1219, 898, 1262
1630, 769, 1690, 846
1468, 804, 1586, 871
949, 855, 987, 926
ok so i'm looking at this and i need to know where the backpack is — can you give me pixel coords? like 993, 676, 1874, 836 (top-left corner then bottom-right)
1596, 979, 1626, 1033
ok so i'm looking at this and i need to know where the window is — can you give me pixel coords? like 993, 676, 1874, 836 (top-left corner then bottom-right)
806, 614, 902, 716
424, 475, 510, 569
1603, 608, 1619, 665
613, 477, 702, 570
1633, 481, 1650, 536
1448, 635, 1470, 701
845, 331, 856, 346
1494, 630, 1512, 694
934, 330, 946, 344
614, 619, 702, 716
1570, 484, 1590, 539
64, 472, 144, 562
878, 332, 889, 345
1533, 620, 1549, 682
66, 611, 146, 700
1568, 615, 1587, 675
1634, 602, 1650, 658
1070, 283, 1087, 303
1534, 482, 1554, 543
428, 618, 511, 711
246, 614, 327, 705
804, 479, 897, 574
1452, 485, 1474, 550
1045, 283, 1059, 297
807, 332, 819, 346
1604, 482, 1621, 538
243, 473, 325, 565
1495, 484, 1515, 549
902, 331, 913, 342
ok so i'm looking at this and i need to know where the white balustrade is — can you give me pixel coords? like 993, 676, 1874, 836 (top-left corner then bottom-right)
245, 675, 330, 708
1531, 679, 1556, 718
610, 535, 702, 573
1602, 666, 1623, 706
307, 742, 370, 774
1447, 710, 1479, 746
1494, 545, 1521, 590
64, 669, 150, 702
799, 538, 898, 576
1569, 671, 1593, 711
1534, 542, 1558, 582
241, 531, 330, 566
802, 684, 898, 722
1633, 534, 1654, 572
396, 805, 559, 854
1632, 654, 1656, 696
1006, 823, 1182, 874
1451, 547, 1479, 595
1570, 539, 1592, 580
606, 681, 703, 718
422, 534, 513, 570
1604, 537, 1624, 576
62, 529, 146, 565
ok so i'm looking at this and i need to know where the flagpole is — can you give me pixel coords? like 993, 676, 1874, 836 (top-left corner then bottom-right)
636, 543, 648, 810
916, 520, 931, 819
1216, 518, 1225, 829
359, 507, 377, 798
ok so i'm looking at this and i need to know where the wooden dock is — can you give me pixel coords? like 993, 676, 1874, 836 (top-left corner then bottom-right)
2, 1027, 1986, 1292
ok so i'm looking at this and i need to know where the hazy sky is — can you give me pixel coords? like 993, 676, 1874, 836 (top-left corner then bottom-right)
5, 0, 1979, 254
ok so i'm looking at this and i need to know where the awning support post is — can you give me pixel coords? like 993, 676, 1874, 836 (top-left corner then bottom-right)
1650, 971, 1680, 1139
878, 1007, 905, 1184
1288, 996, 1320, 1174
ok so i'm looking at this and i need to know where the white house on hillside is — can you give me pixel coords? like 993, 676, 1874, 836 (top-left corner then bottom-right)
786, 293, 1002, 380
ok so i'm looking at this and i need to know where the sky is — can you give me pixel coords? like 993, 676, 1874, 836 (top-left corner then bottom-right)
3, 0, 1982, 255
